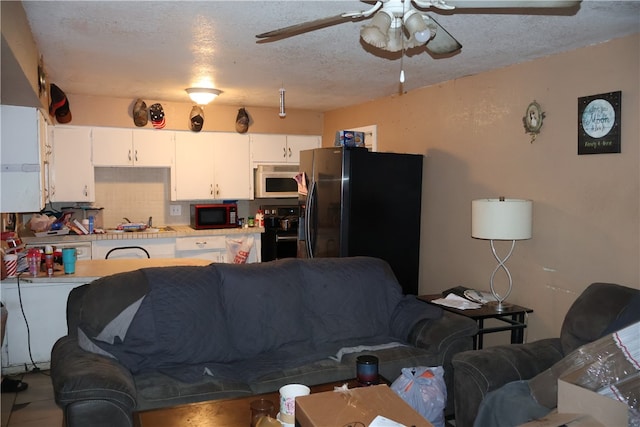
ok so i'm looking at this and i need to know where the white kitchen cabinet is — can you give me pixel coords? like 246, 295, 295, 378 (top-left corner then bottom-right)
1, 280, 79, 372
174, 131, 251, 200
175, 232, 261, 263
212, 133, 251, 199
92, 238, 176, 259
49, 126, 95, 202
0, 105, 48, 212
174, 131, 214, 199
286, 135, 321, 163
132, 129, 174, 167
250, 134, 320, 165
92, 127, 133, 166
175, 235, 227, 262
92, 127, 174, 167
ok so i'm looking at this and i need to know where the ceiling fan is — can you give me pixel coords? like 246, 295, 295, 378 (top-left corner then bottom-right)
256, 0, 582, 56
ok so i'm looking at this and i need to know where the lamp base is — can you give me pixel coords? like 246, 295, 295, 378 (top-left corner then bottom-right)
487, 300, 512, 312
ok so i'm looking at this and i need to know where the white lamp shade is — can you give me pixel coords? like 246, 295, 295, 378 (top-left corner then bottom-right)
472, 198, 533, 240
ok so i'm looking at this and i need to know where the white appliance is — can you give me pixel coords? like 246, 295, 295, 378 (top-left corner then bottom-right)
0, 105, 48, 213
254, 164, 299, 198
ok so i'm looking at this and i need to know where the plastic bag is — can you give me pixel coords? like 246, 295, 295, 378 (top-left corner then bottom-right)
390, 366, 447, 427
29, 214, 55, 232
225, 235, 254, 264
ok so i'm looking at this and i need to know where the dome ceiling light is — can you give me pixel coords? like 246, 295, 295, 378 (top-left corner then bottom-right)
185, 87, 222, 105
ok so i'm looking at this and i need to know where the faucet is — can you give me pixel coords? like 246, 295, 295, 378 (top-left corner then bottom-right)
123, 217, 131, 223
148, 216, 153, 227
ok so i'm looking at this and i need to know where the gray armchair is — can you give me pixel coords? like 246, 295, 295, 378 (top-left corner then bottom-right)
451, 282, 640, 427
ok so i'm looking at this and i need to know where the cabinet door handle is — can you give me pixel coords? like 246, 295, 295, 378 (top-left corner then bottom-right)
128, 149, 132, 161
210, 184, 214, 195
195, 241, 207, 246
135, 150, 138, 162
288, 147, 292, 158
215, 184, 220, 196
283, 147, 287, 158
83, 185, 88, 197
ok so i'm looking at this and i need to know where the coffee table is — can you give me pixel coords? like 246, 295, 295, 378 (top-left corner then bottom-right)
133, 378, 375, 427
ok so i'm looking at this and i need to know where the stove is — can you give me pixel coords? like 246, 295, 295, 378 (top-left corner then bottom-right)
261, 204, 299, 262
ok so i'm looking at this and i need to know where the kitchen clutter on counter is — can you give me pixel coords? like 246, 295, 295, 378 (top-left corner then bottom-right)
27, 211, 98, 236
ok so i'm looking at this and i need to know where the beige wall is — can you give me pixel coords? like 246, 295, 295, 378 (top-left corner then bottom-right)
324, 34, 640, 343
0, 1, 44, 109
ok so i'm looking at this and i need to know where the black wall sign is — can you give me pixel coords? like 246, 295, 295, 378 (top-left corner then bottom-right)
578, 91, 621, 155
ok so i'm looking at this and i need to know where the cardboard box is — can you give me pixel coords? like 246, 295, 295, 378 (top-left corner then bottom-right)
295, 384, 432, 427
557, 378, 628, 427
519, 410, 608, 427
335, 130, 365, 147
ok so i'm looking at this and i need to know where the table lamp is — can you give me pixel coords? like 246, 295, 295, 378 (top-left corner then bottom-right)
472, 197, 533, 312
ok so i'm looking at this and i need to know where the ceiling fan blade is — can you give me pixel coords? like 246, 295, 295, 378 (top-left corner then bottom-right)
256, 2, 383, 41
256, 14, 355, 40
442, 0, 580, 8
424, 16, 462, 55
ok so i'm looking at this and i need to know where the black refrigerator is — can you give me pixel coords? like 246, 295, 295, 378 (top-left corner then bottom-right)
298, 147, 423, 295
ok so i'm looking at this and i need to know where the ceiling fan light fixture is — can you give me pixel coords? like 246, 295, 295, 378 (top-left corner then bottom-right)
185, 87, 222, 105
360, 10, 392, 49
404, 10, 433, 44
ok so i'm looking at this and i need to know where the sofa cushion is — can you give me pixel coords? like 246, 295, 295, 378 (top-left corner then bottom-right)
299, 257, 404, 345
216, 259, 310, 358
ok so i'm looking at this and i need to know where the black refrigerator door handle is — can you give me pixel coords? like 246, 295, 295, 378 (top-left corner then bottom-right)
305, 180, 316, 258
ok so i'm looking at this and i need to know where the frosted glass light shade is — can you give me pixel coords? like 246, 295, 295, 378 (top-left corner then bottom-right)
186, 87, 222, 105
404, 11, 431, 44
472, 198, 533, 240
360, 10, 392, 49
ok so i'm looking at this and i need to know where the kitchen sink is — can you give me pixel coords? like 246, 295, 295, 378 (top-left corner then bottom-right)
149, 226, 174, 232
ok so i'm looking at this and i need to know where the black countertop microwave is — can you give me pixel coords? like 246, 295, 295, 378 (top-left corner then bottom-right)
190, 203, 238, 229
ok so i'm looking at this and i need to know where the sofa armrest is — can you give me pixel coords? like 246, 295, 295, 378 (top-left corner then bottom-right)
407, 311, 478, 415
51, 335, 137, 427
451, 338, 564, 427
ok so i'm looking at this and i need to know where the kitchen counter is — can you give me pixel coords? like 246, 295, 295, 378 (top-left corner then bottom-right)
21, 225, 265, 244
1, 258, 212, 285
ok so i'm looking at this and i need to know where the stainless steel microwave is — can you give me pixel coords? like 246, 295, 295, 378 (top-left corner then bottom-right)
254, 165, 299, 198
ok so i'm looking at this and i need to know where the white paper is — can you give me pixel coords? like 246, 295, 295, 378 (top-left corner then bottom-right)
430, 293, 482, 310
368, 415, 406, 427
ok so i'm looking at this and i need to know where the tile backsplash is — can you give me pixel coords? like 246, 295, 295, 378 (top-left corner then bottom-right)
94, 167, 176, 227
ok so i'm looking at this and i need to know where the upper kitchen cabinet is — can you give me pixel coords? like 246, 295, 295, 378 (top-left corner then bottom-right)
49, 126, 94, 202
92, 127, 174, 167
212, 133, 251, 199
0, 105, 48, 212
250, 134, 320, 165
174, 132, 251, 200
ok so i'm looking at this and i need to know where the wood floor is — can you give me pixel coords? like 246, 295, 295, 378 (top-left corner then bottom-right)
1, 371, 62, 427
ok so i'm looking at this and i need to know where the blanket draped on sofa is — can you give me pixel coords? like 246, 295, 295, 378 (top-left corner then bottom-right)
78, 257, 441, 383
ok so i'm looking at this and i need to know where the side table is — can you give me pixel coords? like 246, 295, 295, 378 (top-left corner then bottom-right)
418, 294, 533, 349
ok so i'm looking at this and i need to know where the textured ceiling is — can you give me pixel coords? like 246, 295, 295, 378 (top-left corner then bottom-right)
21, 1, 640, 112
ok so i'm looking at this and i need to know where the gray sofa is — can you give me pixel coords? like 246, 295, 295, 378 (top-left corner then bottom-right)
50, 256, 478, 427
452, 282, 640, 427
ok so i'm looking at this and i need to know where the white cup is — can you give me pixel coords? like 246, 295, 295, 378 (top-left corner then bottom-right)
279, 383, 310, 424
